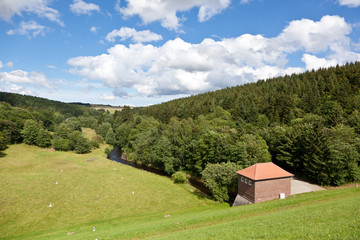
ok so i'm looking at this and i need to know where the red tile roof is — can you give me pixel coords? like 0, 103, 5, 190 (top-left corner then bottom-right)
236, 162, 293, 180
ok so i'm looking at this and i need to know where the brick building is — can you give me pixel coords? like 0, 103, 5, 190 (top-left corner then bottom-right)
235, 162, 293, 204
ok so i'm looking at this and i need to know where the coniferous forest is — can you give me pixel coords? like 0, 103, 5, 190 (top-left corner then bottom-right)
1, 62, 360, 202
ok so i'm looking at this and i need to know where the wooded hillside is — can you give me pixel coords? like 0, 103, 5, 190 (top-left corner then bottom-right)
111, 63, 360, 201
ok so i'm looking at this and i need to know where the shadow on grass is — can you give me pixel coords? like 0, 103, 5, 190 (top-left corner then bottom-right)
190, 189, 213, 201
0, 151, 7, 158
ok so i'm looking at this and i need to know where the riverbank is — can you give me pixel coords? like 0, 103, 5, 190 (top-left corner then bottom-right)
108, 147, 213, 196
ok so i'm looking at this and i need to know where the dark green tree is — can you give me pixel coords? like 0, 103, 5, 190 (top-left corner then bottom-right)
202, 162, 239, 202
105, 127, 116, 145
36, 128, 52, 148
0, 132, 7, 150
75, 137, 91, 154
22, 120, 39, 145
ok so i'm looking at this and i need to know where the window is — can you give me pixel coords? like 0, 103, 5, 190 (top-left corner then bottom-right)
245, 178, 247, 184
249, 180, 252, 186
241, 176, 244, 182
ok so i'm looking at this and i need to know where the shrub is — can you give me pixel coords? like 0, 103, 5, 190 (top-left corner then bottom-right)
36, 128, 52, 148
75, 137, 91, 154
22, 120, 39, 145
104, 146, 114, 155
90, 140, 99, 149
53, 138, 72, 151
92, 135, 104, 144
171, 171, 188, 184
202, 162, 239, 202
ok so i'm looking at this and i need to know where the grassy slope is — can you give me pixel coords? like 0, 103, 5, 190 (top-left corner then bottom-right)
21, 187, 359, 239
0, 129, 359, 239
0, 141, 216, 239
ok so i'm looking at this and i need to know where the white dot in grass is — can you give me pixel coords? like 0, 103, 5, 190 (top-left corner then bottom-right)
49, 202, 52, 207
93, 226, 96, 231
132, 191, 134, 195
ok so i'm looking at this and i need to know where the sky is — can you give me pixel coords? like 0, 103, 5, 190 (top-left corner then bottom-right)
0, 0, 360, 107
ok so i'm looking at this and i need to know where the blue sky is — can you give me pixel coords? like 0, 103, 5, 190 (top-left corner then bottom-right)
0, 0, 360, 106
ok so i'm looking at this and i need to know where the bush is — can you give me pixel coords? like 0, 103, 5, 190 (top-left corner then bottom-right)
92, 135, 104, 144
171, 171, 188, 184
202, 162, 239, 202
104, 146, 113, 155
22, 120, 39, 145
75, 137, 91, 154
36, 128, 52, 148
53, 138, 72, 151
90, 140, 99, 149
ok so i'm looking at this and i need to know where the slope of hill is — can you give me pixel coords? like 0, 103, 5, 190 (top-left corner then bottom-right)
0, 143, 216, 239
139, 62, 360, 124
0, 92, 99, 117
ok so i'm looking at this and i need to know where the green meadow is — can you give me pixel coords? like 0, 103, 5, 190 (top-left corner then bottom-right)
0, 131, 359, 239
0, 142, 216, 239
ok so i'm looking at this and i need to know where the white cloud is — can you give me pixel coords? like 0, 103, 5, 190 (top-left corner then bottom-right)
6, 61, 14, 67
302, 54, 338, 71
70, 0, 100, 15
10, 84, 35, 95
68, 15, 360, 98
7, 20, 49, 37
240, 0, 252, 4
117, 0, 231, 30
105, 27, 163, 43
0, 0, 64, 26
99, 93, 116, 101
90, 26, 98, 33
277, 15, 352, 53
0, 61, 14, 68
0, 70, 51, 88
337, 0, 360, 7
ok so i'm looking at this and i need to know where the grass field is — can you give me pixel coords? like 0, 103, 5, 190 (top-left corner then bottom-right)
91, 106, 125, 114
0, 131, 359, 239
0, 140, 217, 239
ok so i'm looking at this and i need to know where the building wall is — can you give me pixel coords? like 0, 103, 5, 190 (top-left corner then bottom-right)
254, 177, 291, 203
237, 175, 255, 203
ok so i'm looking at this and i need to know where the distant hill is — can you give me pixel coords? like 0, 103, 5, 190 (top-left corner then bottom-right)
0, 92, 99, 117
139, 62, 360, 124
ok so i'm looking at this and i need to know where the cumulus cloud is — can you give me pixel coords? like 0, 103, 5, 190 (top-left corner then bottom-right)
338, 0, 360, 7
0, 0, 64, 26
105, 27, 163, 43
7, 20, 49, 37
117, 0, 231, 30
70, 0, 100, 15
67, 15, 360, 98
0, 70, 51, 88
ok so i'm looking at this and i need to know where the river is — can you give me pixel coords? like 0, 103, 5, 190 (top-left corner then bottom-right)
108, 148, 212, 196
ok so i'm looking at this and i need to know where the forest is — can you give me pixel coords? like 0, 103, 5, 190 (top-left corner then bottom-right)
114, 62, 360, 201
1, 62, 360, 202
